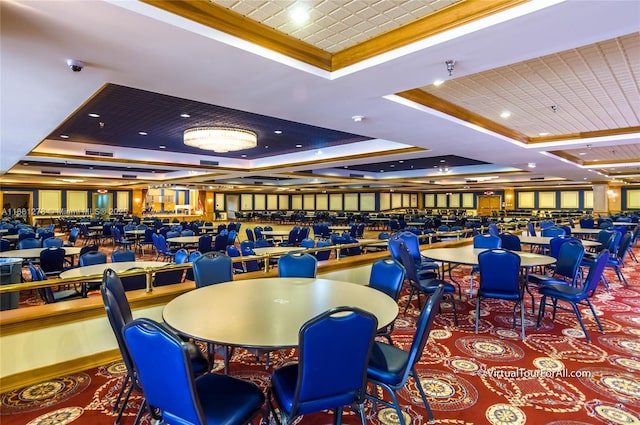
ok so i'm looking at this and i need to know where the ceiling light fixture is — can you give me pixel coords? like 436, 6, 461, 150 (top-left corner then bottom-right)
528, 162, 536, 168
183, 127, 257, 152
433, 79, 444, 86
500, 111, 511, 119
445, 60, 455, 76
352, 115, 364, 122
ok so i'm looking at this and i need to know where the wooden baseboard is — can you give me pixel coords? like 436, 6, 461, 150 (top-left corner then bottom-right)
0, 349, 121, 393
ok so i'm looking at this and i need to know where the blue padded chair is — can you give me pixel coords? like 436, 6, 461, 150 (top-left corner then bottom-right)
499, 233, 521, 251
527, 222, 537, 237
42, 237, 64, 248
138, 228, 155, 255
112, 227, 134, 250
368, 258, 406, 343
154, 249, 188, 286
18, 237, 41, 249
539, 220, 555, 230
603, 231, 633, 288
473, 233, 501, 249
118, 267, 147, 291
29, 262, 83, 303
124, 318, 265, 425
537, 250, 609, 343
197, 234, 213, 254
476, 249, 525, 340
388, 232, 439, 278
212, 233, 229, 252
541, 226, 566, 237
580, 217, 595, 229
102, 270, 209, 425
397, 242, 458, 325
245, 228, 255, 243
365, 284, 445, 425
487, 222, 500, 237
183, 251, 202, 281
240, 240, 255, 251
314, 240, 333, 261
268, 307, 377, 425
255, 238, 272, 248
300, 238, 315, 249
152, 233, 177, 261
79, 251, 107, 266
241, 247, 261, 272
192, 253, 234, 288
0, 238, 10, 252
111, 249, 135, 263
277, 252, 317, 278
528, 240, 584, 287
226, 245, 245, 273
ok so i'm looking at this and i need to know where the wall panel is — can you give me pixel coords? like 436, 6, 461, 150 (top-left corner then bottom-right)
379, 193, 391, 211
278, 195, 289, 210
241, 194, 253, 211
538, 192, 556, 209
344, 193, 358, 210
329, 194, 342, 211
462, 193, 474, 208
560, 191, 579, 209
391, 193, 402, 209
291, 195, 302, 210
254, 194, 266, 210
449, 193, 460, 208
39, 190, 61, 212
66, 191, 87, 213
518, 192, 535, 209
360, 193, 375, 211
303, 194, 315, 211
425, 194, 435, 208
316, 194, 329, 210
116, 191, 129, 212
584, 191, 593, 209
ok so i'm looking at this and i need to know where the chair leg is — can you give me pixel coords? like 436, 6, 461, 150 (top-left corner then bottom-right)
411, 367, 435, 423
519, 300, 526, 341
536, 295, 547, 328
333, 407, 342, 425
586, 299, 605, 334
112, 374, 130, 414
570, 302, 591, 343
475, 296, 481, 334
114, 378, 135, 425
447, 293, 459, 327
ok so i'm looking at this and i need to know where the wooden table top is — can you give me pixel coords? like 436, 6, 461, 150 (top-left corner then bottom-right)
421, 245, 556, 268
0, 246, 83, 259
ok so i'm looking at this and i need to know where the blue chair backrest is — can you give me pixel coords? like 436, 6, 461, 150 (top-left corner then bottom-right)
123, 318, 205, 424
368, 258, 405, 300
174, 248, 189, 264
315, 240, 333, 261
213, 234, 229, 251
255, 238, 272, 248
40, 247, 65, 274
541, 227, 565, 237
43, 237, 64, 248
79, 251, 107, 266
294, 307, 377, 415
278, 252, 317, 278
240, 240, 255, 251
192, 253, 233, 287
583, 250, 610, 297
579, 217, 594, 229
478, 249, 521, 294
300, 238, 315, 248
488, 223, 499, 237
554, 240, 585, 283
473, 234, 501, 249
539, 220, 555, 230
18, 237, 41, 249
111, 250, 135, 262
197, 234, 212, 253
527, 222, 537, 237
0, 239, 10, 252
498, 233, 521, 251
246, 228, 255, 242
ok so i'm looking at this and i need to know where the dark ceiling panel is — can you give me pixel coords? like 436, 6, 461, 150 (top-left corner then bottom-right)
312, 155, 488, 173
20, 160, 170, 174
49, 84, 371, 160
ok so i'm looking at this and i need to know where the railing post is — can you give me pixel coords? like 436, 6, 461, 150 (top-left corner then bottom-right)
145, 269, 153, 293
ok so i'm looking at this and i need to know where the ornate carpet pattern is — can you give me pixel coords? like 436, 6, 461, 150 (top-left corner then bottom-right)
2, 245, 639, 425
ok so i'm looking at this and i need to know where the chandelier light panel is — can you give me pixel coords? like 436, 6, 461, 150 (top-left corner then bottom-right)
183, 127, 257, 152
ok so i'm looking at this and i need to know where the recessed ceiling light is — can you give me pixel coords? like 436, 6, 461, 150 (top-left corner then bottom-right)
290, 7, 310, 24
159, 145, 166, 149
316, 150, 322, 155
295, 144, 302, 148
138, 131, 148, 136
398, 160, 404, 163
265, 145, 269, 149
241, 154, 247, 158
180, 113, 191, 118
528, 162, 536, 168
344, 166, 348, 168
60, 134, 69, 139
578, 152, 586, 156
88, 113, 100, 118
500, 111, 511, 119
390, 164, 395, 168
352, 115, 364, 122
538, 132, 550, 136
440, 159, 446, 163
274, 130, 282, 134
379, 170, 384, 172
433, 79, 444, 86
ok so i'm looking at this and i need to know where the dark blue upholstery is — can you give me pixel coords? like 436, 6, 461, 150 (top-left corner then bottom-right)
153, 251, 187, 286
473, 234, 501, 249
39, 247, 67, 277
241, 247, 260, 272
42, 237, 64, 248
0, 239, 10, 252
365, 284, 445, 425
314, 240, 333, 261
226, 245, 245, 273
197, 234, 213, 253
111, 249, 135, 263
18, 237, 41, 249
368, 258, 405, 343
29, 263, 83, 304
277, 252, 317, 278
537, 250, 609, 342
499, 233, 521, 251
528, 240, 584, 286
79, 251, 107, 266
102, 270, 208, 424
476, 249, 525, 340
397, 242, 458, 324
269, 307, 377, 425
112, 227, 134, 250
123, 318, 264, 425
527, 222, 537, 237
152, 233, 177, 261
541, 226, 566, 237
192, 253, 233, 288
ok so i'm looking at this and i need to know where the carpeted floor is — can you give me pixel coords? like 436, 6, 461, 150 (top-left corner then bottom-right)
2, 240, 639, 424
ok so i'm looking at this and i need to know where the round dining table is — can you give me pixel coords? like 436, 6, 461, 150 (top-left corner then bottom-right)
163, 277, 399, 350
59, 260, 170, 279
0, 246, 83, 259
519, 235, 600, 248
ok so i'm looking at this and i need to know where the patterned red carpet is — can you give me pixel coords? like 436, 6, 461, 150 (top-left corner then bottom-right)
2, 247, 639, 425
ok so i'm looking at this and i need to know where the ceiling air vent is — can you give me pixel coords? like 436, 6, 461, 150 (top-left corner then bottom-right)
85, 150, 113, 157
349, 173, 364, 178
122, 174, 137, 179
465, 179, 478, 183
200, 160, 219, 166
254, 181, 264, 185
41, 170, 61, 175
530, 177, 545, 181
